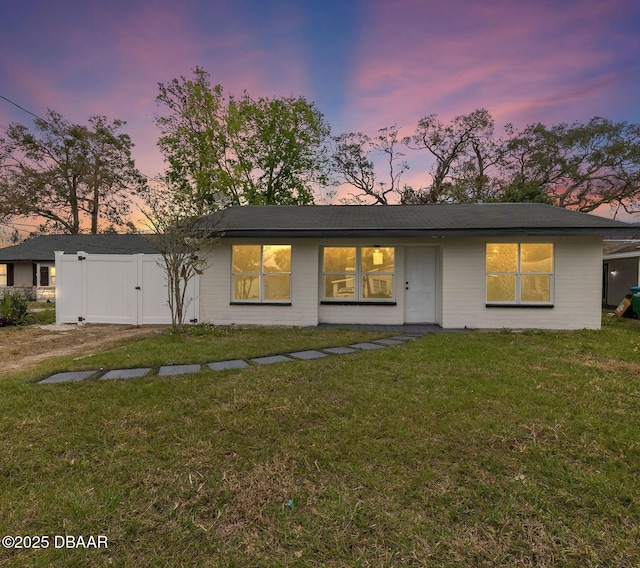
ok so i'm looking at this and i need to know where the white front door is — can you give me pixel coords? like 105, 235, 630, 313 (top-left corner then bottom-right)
404, 247, 436, 323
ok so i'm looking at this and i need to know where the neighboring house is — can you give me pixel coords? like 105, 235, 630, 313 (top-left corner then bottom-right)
0, 234, 159, 300
603, 240, 640, 307
193, 203, 639, 330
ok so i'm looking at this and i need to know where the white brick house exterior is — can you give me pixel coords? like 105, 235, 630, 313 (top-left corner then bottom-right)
196, 204, 638, 330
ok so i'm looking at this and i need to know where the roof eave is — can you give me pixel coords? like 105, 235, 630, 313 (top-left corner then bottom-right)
603, 251, 640, 260
208, 227, 632, 239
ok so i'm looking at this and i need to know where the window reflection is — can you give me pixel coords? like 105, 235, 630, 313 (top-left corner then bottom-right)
323, 247, 395, 301
486, 243, 553, 304
232, 245, 291, 302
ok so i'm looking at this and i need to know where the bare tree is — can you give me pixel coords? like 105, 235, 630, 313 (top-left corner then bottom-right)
501, 118, 640, 213
403, 109, 495, 203
446, 122, 505, 203
142, 188, 212, 333
331, 126, 409, 204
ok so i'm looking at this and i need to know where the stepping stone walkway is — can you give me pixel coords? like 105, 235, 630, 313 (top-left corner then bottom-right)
350, 342, 385, 350
158, 364, 201, 377
36, 332, 430, 385
39, 370, 95, 384
101, 368, 152, 380
323, 346, 356, 355
289, 350, 327, 360
207, 360, 250, 371
251, 354, 295, 365
372, 338, 406, 346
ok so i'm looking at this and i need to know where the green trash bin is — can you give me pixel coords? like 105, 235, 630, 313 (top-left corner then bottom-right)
630, 286, 640, 319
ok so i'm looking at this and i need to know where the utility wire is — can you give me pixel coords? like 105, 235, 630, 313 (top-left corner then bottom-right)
0, 93, 169, 187
0, 95, 171, 237
0, 94, 47, 123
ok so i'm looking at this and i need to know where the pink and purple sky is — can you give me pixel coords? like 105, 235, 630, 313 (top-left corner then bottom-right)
1, 0, 639, 234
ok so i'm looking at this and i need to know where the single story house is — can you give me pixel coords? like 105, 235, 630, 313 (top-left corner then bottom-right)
0, 234, 159, 300
603, 240, 640, 307
193, 203, 640, 330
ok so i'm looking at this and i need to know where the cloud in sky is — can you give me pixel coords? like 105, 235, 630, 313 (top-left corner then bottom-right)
1, 0, 639, 198
344, 0, 640, 132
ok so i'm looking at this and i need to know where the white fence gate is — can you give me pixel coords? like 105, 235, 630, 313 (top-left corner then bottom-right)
55, 252, 199, 325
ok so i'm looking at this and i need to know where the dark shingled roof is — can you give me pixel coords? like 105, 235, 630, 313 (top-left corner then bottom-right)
0, 234, 159, 262
200, 204, 640, 238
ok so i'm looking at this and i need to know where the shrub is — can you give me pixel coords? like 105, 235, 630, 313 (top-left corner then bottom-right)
0, 291, 30, 326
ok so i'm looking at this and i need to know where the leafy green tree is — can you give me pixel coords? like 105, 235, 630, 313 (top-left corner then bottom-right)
155, 67, 331, 212
156, 69, 230, 213
496, 176, 552, 204
501, 118, 640, 213
0, 110, 145, 234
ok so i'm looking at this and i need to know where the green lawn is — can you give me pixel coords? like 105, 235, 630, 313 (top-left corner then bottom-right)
27, 302, 56, 325
1, 319, 639, 567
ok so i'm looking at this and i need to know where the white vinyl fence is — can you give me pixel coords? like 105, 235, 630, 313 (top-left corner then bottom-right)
55, 252, 199, 325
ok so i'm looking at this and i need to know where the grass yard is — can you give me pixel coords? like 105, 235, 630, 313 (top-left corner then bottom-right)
26, 302, 56, 326
1, 318, 639, 566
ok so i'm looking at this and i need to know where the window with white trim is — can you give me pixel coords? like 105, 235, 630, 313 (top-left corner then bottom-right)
0, 264, 6, 286
322, 246, 395, 302
232, 245, 291, 303
486, 243, 554, 305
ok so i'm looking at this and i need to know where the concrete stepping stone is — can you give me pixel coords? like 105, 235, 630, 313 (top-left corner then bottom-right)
373, 338, 405, 346
36, 334, 422, 385
158, 364, 202, 376
39, 370, 95, 384
350, 342, 385, 350
250, 355, 294, 365
323, 346, 357, 354
101, 368, 152, 380
207, 359, 250, 371
289, 350, 327, 360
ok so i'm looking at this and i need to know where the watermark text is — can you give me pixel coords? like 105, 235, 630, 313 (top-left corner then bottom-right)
2, 535, 108, 550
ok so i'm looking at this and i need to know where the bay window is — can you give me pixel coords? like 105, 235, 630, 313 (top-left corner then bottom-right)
486, 243, 554, 305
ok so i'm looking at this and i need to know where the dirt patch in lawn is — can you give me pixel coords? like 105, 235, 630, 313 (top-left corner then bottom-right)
0, 323, 168, 373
